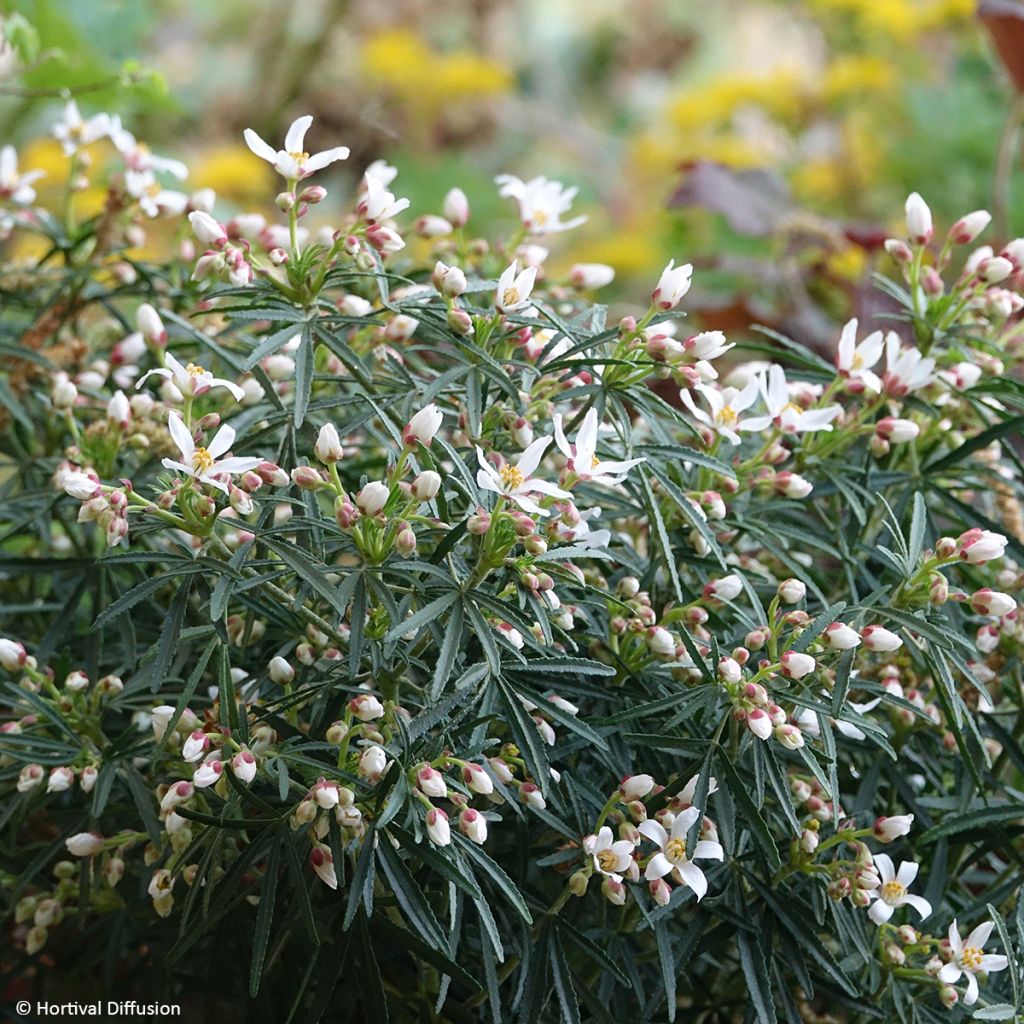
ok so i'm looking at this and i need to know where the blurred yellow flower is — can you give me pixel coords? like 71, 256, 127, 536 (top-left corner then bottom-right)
668, 69, 806, 132
822, 55, 896, 103
190, 146, 273, 206
826, 244, 868, 281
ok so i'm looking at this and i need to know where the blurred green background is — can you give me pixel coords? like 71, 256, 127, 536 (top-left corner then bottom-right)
0, 0, 1019, 345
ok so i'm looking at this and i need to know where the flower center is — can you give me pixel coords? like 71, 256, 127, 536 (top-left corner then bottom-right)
719, 406, 737, 426
665, 837, 687, 864
185, 363, 208, 378
591, 455, 600, 469
597, 849, 619, 873
961, 946, 983, 971
880, 880, 905, 905
781, 401, 803, 416
500, 464, 525, 490
192, 447, 215, 473
502, 287, 520, 307
851, 352, 864, 369
288, 151, 310, 165
533, 209, 549, 226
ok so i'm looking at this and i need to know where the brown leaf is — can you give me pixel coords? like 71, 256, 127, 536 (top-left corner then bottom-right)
979, 0, 1024, 92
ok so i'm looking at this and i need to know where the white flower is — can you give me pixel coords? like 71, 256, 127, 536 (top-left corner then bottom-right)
652, 260, 693, 310
620, 774, 655, 800
675, 774, 719, 806
459, 808, 488, 844
182, 730, 209, 763
639, 806, 724, 901
162, 412, 262, 494
356, 481, 390, 516
741, 366, 842, 434
705, 574, 743, 601
0, 638, 27, 671
970, 589, 1016, 617
53, 101, 113, 156
47, 766, 74, 792
680, 379, 761, 445
357, 174, 410, 222
835, 319, 884, 393
268, 656, 294, 684
585, 825, 635, 882
883, 333, 935, 396
950, 210, 991, 245
231, 750, 257, 785
495, 260, 537, 313
866, 856, 931, 925
244, 115, 349, 180
150, 705, 175, 742
905, 192, 933, 244
443, 187, 469, 227
404, 404, 443, 447
138, 353, 244, 402
476, 437, 571, 516
193, 759, 223, 788
359, 745, 389, 782
873, 814, 914, 843
189, 211, 227, 247
495, 174, 586, 234
0, 145, 44, 205
938, 919, 1008, 1005
552, 408, 644, 484
781, 650, 816, 679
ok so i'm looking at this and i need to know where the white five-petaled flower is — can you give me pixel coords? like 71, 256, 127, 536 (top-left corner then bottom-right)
356, 174, 410, 223
137, 352, 245, 401
495, 260, 537, 313
741, 366, 842, 434
0, 146, 44, 205
883, 333, 935, 397
638, 806, 723, 901
495, 174, 586, 234
553, 408, 644, 485
162, 411, 262, 493
652, 260, 693, 310
53, 101, 114, 156
865, 856, 932, 925
584, 825, 634, 882
244, 115, 350, 180
475, 438, 571, 516
680, 378, 761, 445
835, 319, 884, 392
938, 919, 1008, 1005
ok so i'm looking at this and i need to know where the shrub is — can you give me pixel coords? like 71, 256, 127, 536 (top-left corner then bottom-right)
1, 111, 1023, 1023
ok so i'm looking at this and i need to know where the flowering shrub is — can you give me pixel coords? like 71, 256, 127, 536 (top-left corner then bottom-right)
2, 106, 1024, 1023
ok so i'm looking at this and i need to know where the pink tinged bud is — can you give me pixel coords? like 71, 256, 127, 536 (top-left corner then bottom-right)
66, 832, 104, 856
950, 210, 991, 245
416, 765, 447, 799
47, 766, 74, 792
467, 511, 491, 535
188, 211, 227, 248
777, 578, 806, 604
411, 470, 441, 501
310, 845, 338, 889
359, 745, 389, 782
396, 526, 417, 556
718, 656, 742, 683
957, 528, 1008, 564
366, 223, 405, 253
747, 708, 773, 740
904, 192, 932, 244
160, 780, 193, 811
704, 573, 743, 602
488, 757, 514, 783
182, 730, 210, 763
638, 877, 667, 908
231, 750, 257, 784
569, 262, 615, 289
872, 814, 913, 843
426, 807, 451, 846
193, 759, 223, 788
315, 423, 344, 464
519, 782, 546, 809
463, 763, 494, 794
884, 238, 913, 264
860, 626, 903, 652
80, 766, 98, 793
356, 481, 390, 516
775, 472, 813, 499
781, 650, 816, 679
292, 465, 323, 490
442, 187, 469, 227
0, 638, 27, 671
335, 501, 359, 529
824, 622, 861, 651
619, 774, 655, 801
348, 693, 384, 722
799, 829, 819, 853
447, 307, 474, 335
876, 417, 919, 443
774, 723, 805, 750
404, 403, 443, 446
979, 256, 1013, 283
459, 808, 488, 844
970, 589, 1016, 617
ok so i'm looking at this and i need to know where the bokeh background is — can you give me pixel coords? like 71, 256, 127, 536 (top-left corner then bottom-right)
1, 0, 1021, 349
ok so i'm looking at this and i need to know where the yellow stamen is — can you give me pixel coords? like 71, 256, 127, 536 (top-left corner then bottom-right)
851, 352, 864, 370
719, 406, 738, 426
597, 849, 619, 873
782, 401, 803, 415
192, 447, 215, 474
961, 946, 983, 971
881, 880, 905, 905
502, 287, 519, 307
185, 363, 208, 377
591, 455, 600, 469
533, 209, 549, 226
500, 464, 524, 490
288, 151, 310, 164
665, 837, 687, 863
